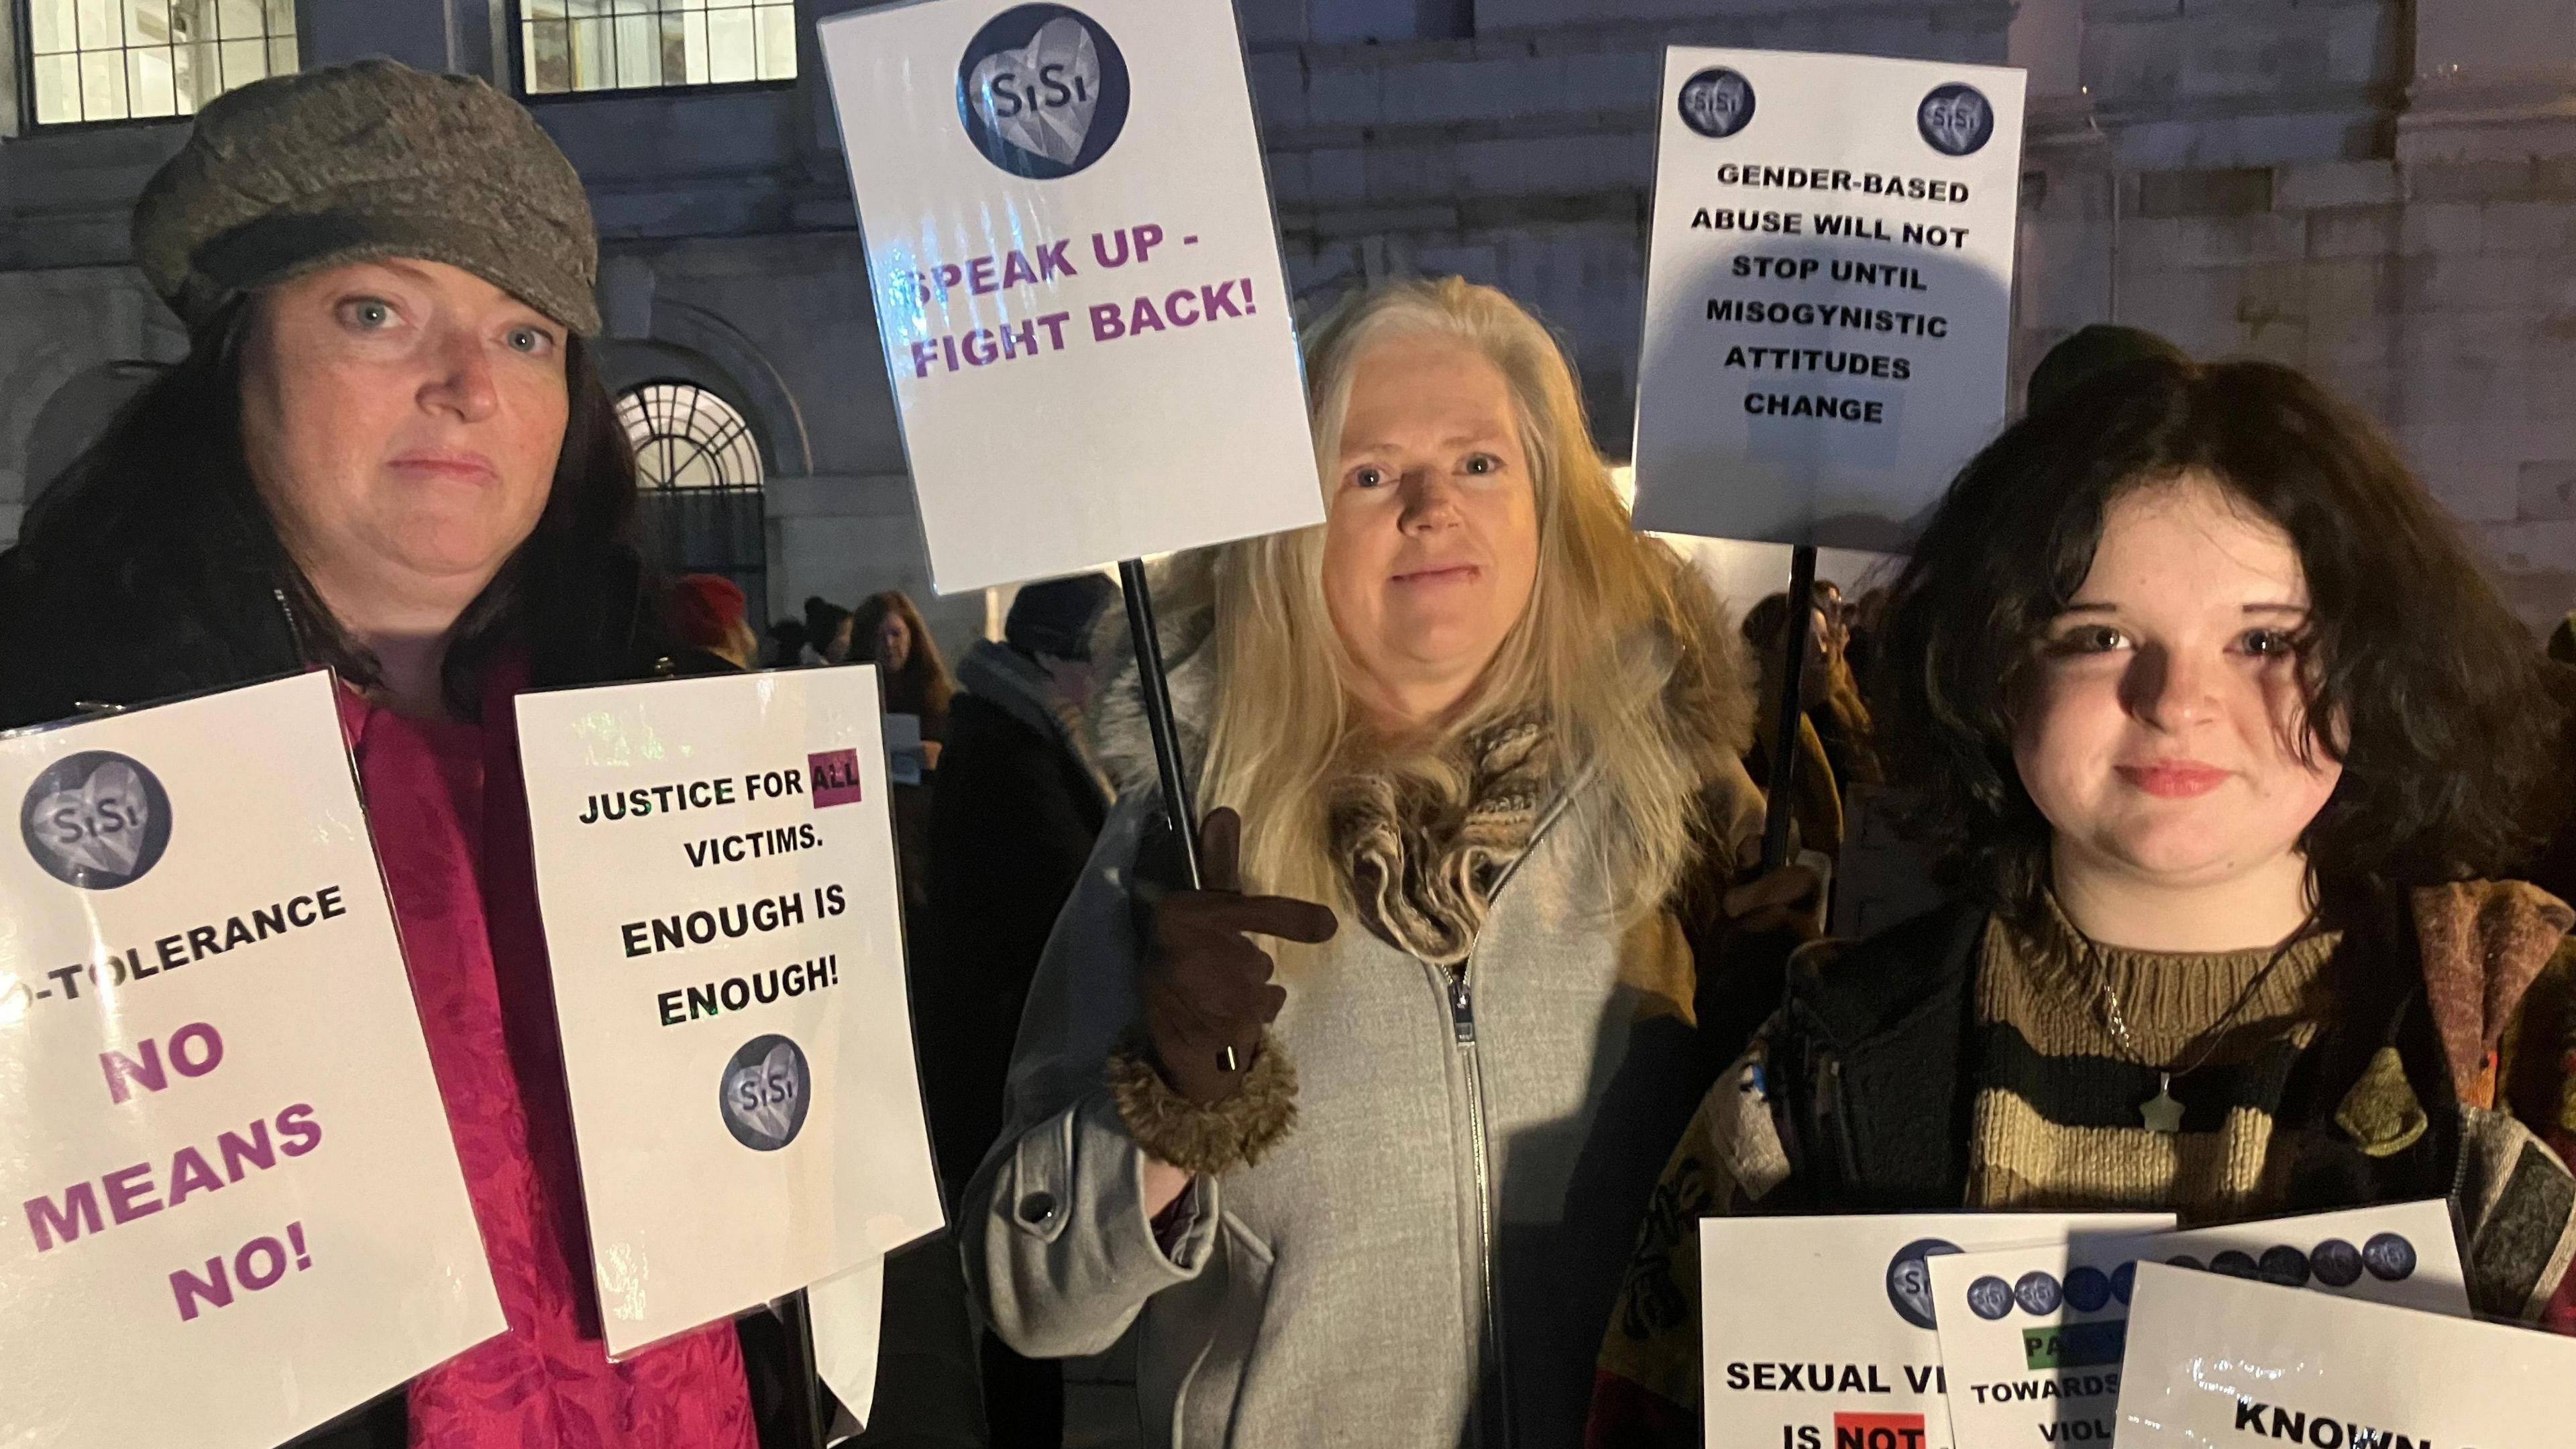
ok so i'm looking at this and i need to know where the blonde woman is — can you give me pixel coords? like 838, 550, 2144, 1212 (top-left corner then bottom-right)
961, 278, 1773, 1446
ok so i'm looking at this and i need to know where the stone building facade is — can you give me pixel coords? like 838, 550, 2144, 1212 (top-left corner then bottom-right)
2, 0, 2572, 647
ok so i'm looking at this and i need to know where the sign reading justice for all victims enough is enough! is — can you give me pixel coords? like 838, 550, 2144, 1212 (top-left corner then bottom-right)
0, 671, 504, 1449
1632, 47, 2027, 551
515, 666, 943, 1358
818, 0, 1321, 593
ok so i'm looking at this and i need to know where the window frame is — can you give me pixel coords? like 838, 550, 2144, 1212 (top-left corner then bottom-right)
502, 0, 800, 106
616, 376, 769, 493
13, 0, 310, 133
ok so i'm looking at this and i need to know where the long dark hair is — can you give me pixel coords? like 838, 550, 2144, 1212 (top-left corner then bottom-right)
17, 294, 643, 718
1873, 356, 2559, 926
851, 590, 953, 719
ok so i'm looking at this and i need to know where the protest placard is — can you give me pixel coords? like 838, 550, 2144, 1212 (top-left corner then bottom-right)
0, 672, 502, 1447
1929, 1239, 2148, 1449
1700, 1212, 2169, 1449
2141, 1201, 2469, 1319
515, 668, 942, 1356
817, 0, 1321, 594
1929, 1203, 2475, 1449
1633, 48, 2027, 549
2115, 1262, 2576, 1447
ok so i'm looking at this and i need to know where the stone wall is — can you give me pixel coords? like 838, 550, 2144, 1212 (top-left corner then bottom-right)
5, 0, 2576, 641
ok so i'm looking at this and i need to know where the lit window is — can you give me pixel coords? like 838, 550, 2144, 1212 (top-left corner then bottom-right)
518, 0, 796, 96
23, 0, 299, 126
617, 382, 764, 490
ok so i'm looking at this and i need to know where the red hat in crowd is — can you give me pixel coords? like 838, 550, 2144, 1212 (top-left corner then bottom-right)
668, 574, 747, 651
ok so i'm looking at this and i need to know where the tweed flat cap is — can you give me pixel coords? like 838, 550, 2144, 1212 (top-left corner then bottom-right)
133, 58, 601, 335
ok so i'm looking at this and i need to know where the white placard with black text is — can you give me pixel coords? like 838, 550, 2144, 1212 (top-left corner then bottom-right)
1701, 1212, 2170, 1449
0, 672, 502, 1448
515, 667, 942, 1356
2113, 1263, 2576, 1447
818, 0, 1321, 592
1935, 1203, 2475, 1449
2141, 1201, 2470, 1319
1633, 48, 2027, 549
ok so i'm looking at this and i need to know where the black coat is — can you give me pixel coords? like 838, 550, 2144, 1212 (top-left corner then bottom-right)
0, 535, 839, 1449
918, 644, 1110, 1196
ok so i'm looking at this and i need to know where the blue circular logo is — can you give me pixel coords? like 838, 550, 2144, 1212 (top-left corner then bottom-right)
1917, 83, 1994, 156
2363, 1233, 2418, 1282
2014, 1271, 2063, 1316
957, 5, 1131, 180
1966, 1275, 2015, 1321
21, 751, 172, 890
2065, 1266, 2113, 1313
1677, 67, 1757, 139
1886, 1238, 1961, 1329
2312, 1238, 2364, 1287
720, 1033, 812, 1151
2210, 1250, 2262, 1280
2259, 1245, 2313, 1287
2110, 1260, 2138, 1305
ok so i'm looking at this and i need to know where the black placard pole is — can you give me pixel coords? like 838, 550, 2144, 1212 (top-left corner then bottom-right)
1758, 543, 1820, 872
784, 1287, 828, 1449
1118, 557, 1203, 891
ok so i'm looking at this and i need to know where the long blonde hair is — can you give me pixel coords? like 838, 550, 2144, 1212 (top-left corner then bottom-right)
1189, 276, 1751, 922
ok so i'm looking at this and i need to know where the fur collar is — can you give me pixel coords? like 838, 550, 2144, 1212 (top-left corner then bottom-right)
1085, 558, 1221, 799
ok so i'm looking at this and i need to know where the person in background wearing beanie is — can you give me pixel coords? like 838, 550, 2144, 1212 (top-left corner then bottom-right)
805, 594, 856, 665
2024, 321, 2190, 415
667, 573, 757, 674
919, 573, 1118, 1449
0, 60, 780, 1448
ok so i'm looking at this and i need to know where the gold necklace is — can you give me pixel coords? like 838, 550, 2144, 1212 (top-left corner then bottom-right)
2082, 918, 2318, 1133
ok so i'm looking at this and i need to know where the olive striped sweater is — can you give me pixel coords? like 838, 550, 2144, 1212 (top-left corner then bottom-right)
1967, 901, 2341, 1216
1588, 887, 2576, 1449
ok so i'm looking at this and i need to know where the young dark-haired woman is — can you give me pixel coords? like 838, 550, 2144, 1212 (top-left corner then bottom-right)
1587, 356, 2576, 1447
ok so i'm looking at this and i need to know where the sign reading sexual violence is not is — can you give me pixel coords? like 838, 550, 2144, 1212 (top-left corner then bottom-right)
0, 671, 502, 1449
818, 0, 1322, 593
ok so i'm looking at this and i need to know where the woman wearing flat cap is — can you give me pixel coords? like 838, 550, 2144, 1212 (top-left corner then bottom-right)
0, 60, 775, 1448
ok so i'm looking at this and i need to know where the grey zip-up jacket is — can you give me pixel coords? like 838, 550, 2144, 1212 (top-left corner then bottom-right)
960, 780, 1726, 1448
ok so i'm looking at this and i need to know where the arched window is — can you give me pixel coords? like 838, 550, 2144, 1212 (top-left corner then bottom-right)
614, 380, 767, 608
616, 380, 764, 490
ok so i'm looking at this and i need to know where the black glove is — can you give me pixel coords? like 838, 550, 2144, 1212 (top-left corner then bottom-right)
1138, 808, 1337, 1106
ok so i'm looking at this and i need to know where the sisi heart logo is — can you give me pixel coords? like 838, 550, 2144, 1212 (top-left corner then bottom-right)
1676, 66, 1756, 140
1885, 1238, 1962, 1329
957, 4, 1132, 179
20, 751, 173, 890
720, 1033, 813, 1151
1917, 82, 1995, 156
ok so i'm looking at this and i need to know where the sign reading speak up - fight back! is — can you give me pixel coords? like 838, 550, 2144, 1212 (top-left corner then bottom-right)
1699, 1212, 2169, 1449
0, 672, 503, 1448
818, 0, 1321, 593
515, 667, 942, 1356
2115, 1263, 2576, 1448
1633, 48, 2027, 550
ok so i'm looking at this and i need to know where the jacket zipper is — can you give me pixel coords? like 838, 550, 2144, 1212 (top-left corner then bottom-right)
270, 587, 310, 662
1446, 963, 1514, 1449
